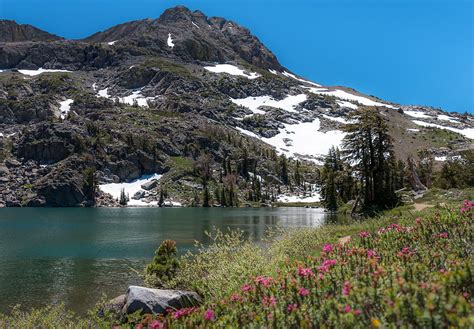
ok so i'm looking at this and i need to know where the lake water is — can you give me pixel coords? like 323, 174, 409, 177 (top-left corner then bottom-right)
0, 207, 340, 314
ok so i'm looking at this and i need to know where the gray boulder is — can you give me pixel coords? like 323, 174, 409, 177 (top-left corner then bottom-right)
141, 179, 158, 191
122, 286, 201, 315
132, 190, 146, 200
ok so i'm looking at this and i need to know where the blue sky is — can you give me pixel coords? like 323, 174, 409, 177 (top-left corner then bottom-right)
1, 0, 472, 113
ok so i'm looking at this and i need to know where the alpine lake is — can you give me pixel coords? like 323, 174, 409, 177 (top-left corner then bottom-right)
0, 207, 348, 314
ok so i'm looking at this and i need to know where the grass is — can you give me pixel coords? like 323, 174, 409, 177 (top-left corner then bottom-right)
157, 202, 473, 328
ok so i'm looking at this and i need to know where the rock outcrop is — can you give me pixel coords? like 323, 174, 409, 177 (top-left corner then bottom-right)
121, 286, 201, 315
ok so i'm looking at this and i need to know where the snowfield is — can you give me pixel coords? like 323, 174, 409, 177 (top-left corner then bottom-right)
204, 64, 260, 79
322, 114, 350, 124
404, 110, 432, 119
412, 120, 474, 139
277, 192, 321, 203
59, 99, 73, 119
96, 88, 154, 107
282, 71, 321, 87
231, 94, 307, 115
306, 87, 397, 109
107, 40, 118, 45
17, 68, 72, 76
437, 114, 459, 123
99, 174, 162, 206
119, 91, 154, 107
262, 119, 346, 162
337, 100, 359, 109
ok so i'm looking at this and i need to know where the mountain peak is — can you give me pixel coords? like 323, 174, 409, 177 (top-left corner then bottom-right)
0, 20, 62, 42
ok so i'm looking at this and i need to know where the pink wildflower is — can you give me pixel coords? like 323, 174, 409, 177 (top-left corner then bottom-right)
204, 309, 215, 321
367, 249, 377, 258
287, 303, 298, 312
241, 284, 252, 292
323, 244, 333, 253
230, 293, 242, 302
149, 320, 163, 329
415, 217, 422, 224
342, 281, 351, 296
173, 307, 196, 319
435, 232, 448, 239
358, 231, 370, 238
262, 296, 277, 306
299, 287, 310, 297
297, 267, 314, 278
353, 309, 362, 316
318, 259, 337, 272
344, 305, 352, 313
255, 276, 272, 287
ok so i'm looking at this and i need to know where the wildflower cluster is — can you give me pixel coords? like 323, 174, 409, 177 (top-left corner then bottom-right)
161, 202, 473, 327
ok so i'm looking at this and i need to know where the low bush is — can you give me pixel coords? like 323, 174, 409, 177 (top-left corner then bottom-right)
155, 201, 474, 327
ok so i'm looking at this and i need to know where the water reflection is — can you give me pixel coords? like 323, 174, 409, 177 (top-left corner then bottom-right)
0, 207, 342, 314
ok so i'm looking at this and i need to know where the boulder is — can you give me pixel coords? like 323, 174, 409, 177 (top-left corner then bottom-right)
141, 179, 158, 191
122, 286, 201, 315
132, 190, 146, 200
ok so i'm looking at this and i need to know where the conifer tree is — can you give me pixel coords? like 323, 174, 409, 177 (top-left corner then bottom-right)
342, 107, 398, 212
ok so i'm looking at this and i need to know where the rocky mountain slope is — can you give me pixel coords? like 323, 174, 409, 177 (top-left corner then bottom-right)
0, 6, 472, 207
0, 20, 62, 42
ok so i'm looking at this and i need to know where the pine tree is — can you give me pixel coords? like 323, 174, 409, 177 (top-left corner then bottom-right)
294, 160, 301, 186
158, 188, 165, 207
279, 155, 289, 185
202, 185, 210, 207
145, 239, 179, 287
119, 188, 129, 206
342, 107, 398, 212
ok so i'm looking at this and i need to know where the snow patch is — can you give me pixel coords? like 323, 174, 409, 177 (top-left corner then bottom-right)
306, 87, 397, 109
17, 68, 72, 76
337, 100, 358, 110
268, 69, 278, 75
282, 71, 321, 87
262, 119, 346, 162
437, 114, 459, 123
435, 156, 447, 162
59, 99, 73, 119
231, 94, 307, 115
107, 40, 118, 45
406, 128, 420, 132
119, 90, 154, 107
277, 192, 321, 203
99, 174, 162, 206
167, 33, 175, 48
98, 88, 110, 98
204, 64, 260, 79
404, 110, 432, 119
192, 21, 200, 29
321, 114, 349, 124
412, 120, 474, 139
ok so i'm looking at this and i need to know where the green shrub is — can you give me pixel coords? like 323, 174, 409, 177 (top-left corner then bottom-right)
145, 240, 180, 288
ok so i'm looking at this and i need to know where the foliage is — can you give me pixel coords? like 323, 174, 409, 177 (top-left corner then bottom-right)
320, 146, 354, 211
342, 107, 399, 213
162, 202, 474, 328
435, 150, 474, 189
119, 188, 129, 206
145, 240, 180, 288
162, 229, 269, 300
